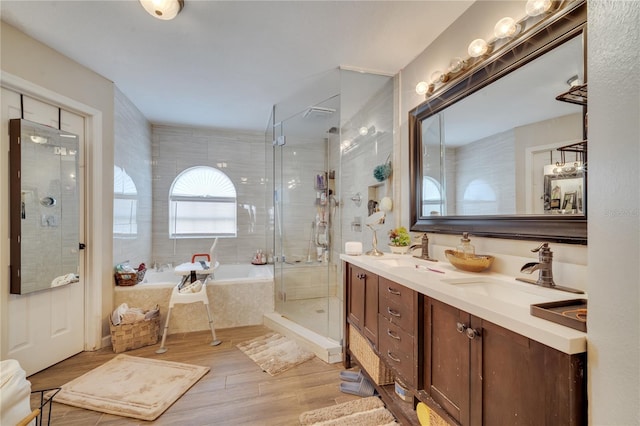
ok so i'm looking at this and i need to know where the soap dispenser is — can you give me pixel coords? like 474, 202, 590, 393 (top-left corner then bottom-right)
456, 232, 475, 259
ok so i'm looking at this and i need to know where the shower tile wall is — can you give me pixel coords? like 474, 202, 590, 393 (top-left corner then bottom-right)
113, 87, 152, 268
151, 125, 267, 266
341, 79, 395, 250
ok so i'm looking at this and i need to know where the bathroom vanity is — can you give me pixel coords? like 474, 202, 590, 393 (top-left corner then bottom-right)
342, 254, 586, 425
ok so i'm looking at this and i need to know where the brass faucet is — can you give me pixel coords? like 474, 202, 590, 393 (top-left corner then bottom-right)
410, 233, 438, 262
517, 243, 583, 294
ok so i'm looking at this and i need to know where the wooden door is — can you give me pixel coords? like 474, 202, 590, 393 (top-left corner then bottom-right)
424, 298, 470, 425
478, 319, 586, 425
346, 263, 378, 347
1, 89, 85, 375
347, 264, 365, 330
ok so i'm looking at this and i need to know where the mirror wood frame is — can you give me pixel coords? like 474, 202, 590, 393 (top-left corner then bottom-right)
409, 1, 587, 245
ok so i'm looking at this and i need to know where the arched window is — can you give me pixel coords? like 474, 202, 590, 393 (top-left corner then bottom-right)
114, 166, 137, 237
422, 176, 444, 216
169, 166, 237, 238
461, 178, 497, 215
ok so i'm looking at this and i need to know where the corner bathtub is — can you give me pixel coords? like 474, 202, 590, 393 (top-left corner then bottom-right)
114, 264, 274, 334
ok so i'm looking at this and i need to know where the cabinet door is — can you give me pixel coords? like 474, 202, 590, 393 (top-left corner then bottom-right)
347, 264, 365, 330
347, 264, 378, 347
477, 319, 586, 425
424, 298, 470, 425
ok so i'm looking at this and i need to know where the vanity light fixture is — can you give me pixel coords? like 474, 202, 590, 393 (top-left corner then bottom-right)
494, 17, 521, 39
416, 0, 557, 99
525, 0, 552, 17
359, 126, 369, 136
468, 38, 490, 58
139, 0, 184, 20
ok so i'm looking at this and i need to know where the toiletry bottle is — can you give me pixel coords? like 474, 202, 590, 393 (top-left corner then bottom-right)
456, 232, 475, 259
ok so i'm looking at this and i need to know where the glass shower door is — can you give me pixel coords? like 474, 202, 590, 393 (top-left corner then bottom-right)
272, 96, 340, 340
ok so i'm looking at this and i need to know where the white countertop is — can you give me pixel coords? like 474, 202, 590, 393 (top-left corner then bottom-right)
341, 253, 587, 355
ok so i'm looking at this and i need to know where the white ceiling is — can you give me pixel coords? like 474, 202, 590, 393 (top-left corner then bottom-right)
0, 0, 474, 132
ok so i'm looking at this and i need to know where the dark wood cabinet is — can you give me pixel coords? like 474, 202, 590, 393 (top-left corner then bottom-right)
344, 261, 586, 426
346, 263, 379, 347
423, 297, 586, 426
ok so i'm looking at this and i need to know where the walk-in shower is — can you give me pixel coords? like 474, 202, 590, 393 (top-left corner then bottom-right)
264, 69, 394, 360
269, 93, 342, 343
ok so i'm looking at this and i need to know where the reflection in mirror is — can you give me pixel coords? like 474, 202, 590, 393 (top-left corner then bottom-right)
9, 119, 80, 294
113, 165, 138, 238
421, 35, 584, 217
410, 2, 587, 244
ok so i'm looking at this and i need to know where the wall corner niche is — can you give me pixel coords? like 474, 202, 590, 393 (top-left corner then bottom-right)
409, 1, 587, 244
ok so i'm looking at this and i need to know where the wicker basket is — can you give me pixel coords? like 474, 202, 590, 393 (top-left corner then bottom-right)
110, 316, 161, 353
114, 269, 146, 286
349, 324, 394, 385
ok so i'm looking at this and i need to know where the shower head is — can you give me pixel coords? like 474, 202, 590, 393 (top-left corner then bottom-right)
302, 106, 336, 119
327, 127, 339, 134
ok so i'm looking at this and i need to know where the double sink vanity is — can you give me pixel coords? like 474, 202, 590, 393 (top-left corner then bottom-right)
341, 253, 586, 425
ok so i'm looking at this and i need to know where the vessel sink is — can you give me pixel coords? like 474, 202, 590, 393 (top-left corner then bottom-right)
441, 277, 550, 306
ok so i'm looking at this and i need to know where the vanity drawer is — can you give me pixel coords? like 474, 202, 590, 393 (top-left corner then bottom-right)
379, 278, 415, 333
378, 315, 415, 386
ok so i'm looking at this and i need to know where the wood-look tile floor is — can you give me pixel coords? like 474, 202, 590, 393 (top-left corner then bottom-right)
27, 325, 362, 426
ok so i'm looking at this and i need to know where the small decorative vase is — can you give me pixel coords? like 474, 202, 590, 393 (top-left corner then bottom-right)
388, 245, 410, 255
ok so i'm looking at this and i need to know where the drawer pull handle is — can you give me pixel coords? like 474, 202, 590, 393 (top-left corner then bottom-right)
387, 329, 401, 340
356, 273, 366, 280
456, 322, 467, 333
387, 351, 401, 363
387, 287, 401, 296
387, 308, 401, 318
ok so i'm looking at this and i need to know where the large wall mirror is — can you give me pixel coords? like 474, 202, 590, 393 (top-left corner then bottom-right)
409, 2, 587, 244
9, 119, 81, 294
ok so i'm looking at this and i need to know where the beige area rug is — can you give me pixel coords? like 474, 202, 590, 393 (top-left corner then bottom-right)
49, 354, 209, 421
299, 396, 400, 426
236, 332, 315, 376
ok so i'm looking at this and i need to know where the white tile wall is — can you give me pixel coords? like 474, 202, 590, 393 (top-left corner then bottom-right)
113, 87, 152, 269
340, 79, 395, 252
151, 125, 267, 266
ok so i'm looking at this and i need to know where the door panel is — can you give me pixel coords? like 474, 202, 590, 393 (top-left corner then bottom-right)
2, 89, 85, 375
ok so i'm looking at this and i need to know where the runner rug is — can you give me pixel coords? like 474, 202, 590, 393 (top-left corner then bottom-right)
236, 332, 315, 376
49, 354, 209, 421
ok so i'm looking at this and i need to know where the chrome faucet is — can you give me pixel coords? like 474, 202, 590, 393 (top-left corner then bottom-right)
410, 233, 438, 262
517, 243, 583, 294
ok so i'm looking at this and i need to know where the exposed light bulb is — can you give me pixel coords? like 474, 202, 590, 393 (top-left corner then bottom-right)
448, 57, 466, 74
359, 126, 369, 136
525, 0, 552, 17
494, 17, 521, 39
468, 38, 489, 58
415, 81, 429, 95
430, 70, 444, 84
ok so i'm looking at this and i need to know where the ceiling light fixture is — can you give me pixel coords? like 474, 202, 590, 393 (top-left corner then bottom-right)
139, 0, 184, 20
